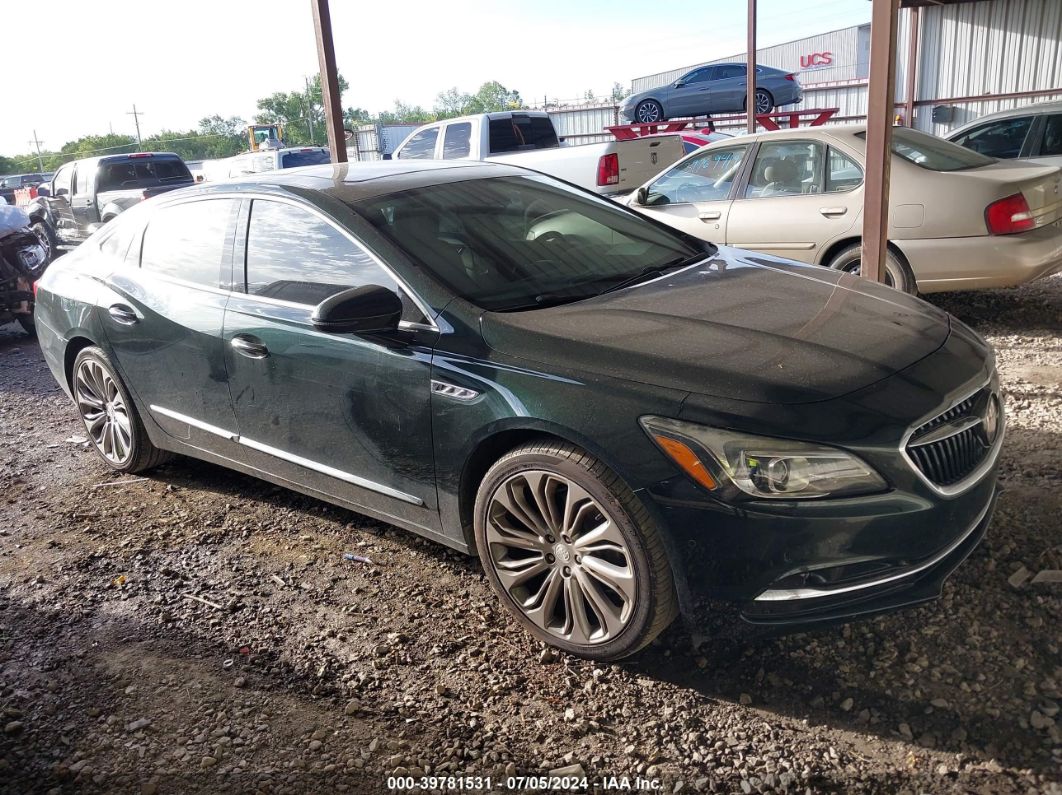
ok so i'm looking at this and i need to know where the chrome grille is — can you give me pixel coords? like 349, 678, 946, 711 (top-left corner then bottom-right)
906, 387, 997, 488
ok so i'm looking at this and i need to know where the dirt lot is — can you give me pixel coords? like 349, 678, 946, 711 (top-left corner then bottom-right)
0, 277, 1060, 795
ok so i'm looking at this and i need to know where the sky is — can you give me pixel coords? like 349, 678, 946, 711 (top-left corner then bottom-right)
1, 0, 871, 160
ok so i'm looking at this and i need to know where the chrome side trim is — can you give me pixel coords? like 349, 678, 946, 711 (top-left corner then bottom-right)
898, 375, 1004, 498
430, 379, 480, 401
149, 405, 238, 441
239, 436, 424, 506
148, 405, 423, 506
753, 495, 993, 602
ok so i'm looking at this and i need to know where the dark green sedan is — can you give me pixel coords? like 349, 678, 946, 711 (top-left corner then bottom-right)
34, 161, 1004, 660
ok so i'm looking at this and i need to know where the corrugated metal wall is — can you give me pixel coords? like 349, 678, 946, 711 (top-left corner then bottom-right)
346, 124, 420, 161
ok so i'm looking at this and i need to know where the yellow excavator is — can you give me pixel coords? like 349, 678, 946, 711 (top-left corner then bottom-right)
247, 124, 284, 151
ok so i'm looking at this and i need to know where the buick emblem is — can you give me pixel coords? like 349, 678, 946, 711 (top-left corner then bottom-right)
553, 543, 570, 563
982, 395, 1000, 443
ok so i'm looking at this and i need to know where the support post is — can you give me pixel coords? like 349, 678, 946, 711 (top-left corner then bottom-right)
29, 131, 45, 172
310, 0, 348, 163
746, 0, 757, 133
903, 5, 920, 127
860, 0, 900, 284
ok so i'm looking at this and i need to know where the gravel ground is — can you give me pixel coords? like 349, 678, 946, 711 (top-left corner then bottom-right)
0, 276, 1059, 795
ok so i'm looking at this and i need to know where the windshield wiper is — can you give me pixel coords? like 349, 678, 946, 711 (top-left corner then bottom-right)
599, 252, 707, 296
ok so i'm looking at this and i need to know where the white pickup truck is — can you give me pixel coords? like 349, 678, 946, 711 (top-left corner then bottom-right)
392, 111, 683, 196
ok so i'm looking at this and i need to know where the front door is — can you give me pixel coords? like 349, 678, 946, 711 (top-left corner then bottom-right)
634, 143, 752, 244
725, 139, 861, 263
47, 164, 78, 245
101, 197, 242, 451
70, 163, 98, 241
669, 66, 717, 117
222, 197, 441, 534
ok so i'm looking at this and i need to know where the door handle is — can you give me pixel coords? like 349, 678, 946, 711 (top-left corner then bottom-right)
819, 207, 848, 217
698, 210, 722, 221
231, 335, 269, 359
107, 304, 139, 325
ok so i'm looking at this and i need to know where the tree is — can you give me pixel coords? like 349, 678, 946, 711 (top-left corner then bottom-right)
376, 101, 434, 126
466, 81, 524, 113
609, 82, 631, 104
434, 87, 471, 119
256, 73, 350, 146
584, 89, 597, 103
344, 107, 372, 128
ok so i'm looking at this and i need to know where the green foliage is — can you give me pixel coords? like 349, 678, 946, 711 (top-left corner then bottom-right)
139, 115, 247, 162
610, 82, 631, 103
255, 73, 350, 146
431, 81, 526, 120
377, 100, 434, 126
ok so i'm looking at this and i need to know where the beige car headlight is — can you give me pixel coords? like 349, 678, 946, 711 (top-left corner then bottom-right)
641, 416, 888, 500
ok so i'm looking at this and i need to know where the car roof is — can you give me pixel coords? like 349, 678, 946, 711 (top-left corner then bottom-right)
698, 123, 868, 146
948, 99, 1062, 137
172, 159, 534, 203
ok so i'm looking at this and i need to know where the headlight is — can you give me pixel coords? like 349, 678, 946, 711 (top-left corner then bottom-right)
641, 416, 887, 500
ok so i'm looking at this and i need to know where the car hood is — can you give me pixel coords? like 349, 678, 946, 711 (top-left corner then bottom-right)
480, 247, 951, 405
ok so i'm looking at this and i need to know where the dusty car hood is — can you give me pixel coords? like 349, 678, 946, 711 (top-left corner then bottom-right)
481, 247, 951, 405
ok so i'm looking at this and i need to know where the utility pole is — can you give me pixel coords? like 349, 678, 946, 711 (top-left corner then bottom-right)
29, 131, 45, 172
127, 104, 144, 151
305, 75, 316, 145
310, 0, 348, 163
746, 0, 757, 133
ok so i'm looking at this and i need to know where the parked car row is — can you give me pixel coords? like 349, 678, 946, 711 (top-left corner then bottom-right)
0, 172, 51, 205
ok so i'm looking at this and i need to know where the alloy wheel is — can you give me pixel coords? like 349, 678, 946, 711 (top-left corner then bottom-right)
636, 102, 662, 123
75, 359, 133, 466
484, 470, 636, 646
754, 90, 773, 114
841, 259, 897, 288
31, 222, 52, 261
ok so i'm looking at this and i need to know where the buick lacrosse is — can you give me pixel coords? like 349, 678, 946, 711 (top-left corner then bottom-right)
35, 161, 1003, 660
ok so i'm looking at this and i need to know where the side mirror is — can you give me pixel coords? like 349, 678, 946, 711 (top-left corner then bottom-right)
36, 185, 50, 197
634, 187, 648, 206
312, 285, 403, 334
674, 80, 686, 88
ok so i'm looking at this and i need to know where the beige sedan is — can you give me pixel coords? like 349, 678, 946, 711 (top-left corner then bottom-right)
626, 125, 1062, 293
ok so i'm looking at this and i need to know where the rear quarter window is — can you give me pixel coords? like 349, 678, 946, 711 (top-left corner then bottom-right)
140, 199, 239, 287
98, 158, 192, 191
488, 116, 559, 154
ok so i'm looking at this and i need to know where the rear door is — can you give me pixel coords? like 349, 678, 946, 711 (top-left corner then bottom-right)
712, 64, 748, 111
222, 197, 442, 534
633, 143, 752, 242
101, 197, 242, 452
725, 139, 861, 262
1030, 113, 1062, 167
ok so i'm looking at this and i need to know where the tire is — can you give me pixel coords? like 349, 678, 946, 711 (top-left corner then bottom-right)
635, 99, 665, 124
474, 440, 678, 661
30, 219, 58, 264
71, 346, 173, 473
17, 313, 35, 336
826, 243, 917, 294
744, 89, 775, 115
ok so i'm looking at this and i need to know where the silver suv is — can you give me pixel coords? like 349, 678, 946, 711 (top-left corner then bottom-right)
947, 100, 1062, 167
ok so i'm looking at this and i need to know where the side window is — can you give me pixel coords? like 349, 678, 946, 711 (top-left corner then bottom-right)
442, 122, 472, 159
951, 117, 1033, 159
140, 199, 239, 287
74, 166, 92, 195
745, 140, 823, 198
716, 64, 746, 80
1040, 114, 1062, 157
684, 67, 715, 85
398, 128, 439, 159
244, 200, 426, 323
646, 144, 750, 205
53, 165, 73, 197
826, 147, 863, 193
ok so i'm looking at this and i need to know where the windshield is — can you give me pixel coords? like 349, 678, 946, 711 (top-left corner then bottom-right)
859, 128, 995, 171
351, 175, 709, 311
281, 149, 331, 168
98, 159, 192, 191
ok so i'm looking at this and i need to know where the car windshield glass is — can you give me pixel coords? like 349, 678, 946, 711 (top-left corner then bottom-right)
859, 128, 995, 171
351, 175, 710, 312
98, 159, 192, 191
280, 150, 331, 168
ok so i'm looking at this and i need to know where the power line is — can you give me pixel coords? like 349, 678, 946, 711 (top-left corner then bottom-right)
127, 104, 144, 151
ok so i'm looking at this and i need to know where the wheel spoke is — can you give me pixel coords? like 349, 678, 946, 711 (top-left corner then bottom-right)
493, 555, 549, 595
564, 575, 595, 642
581, 555, 636, 605
574, 568, 626, 637
573, 519, 624, 552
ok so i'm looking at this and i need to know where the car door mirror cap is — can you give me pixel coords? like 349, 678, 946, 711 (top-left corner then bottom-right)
674, 80, 686, 88
36, 185, 51, 198
634, 186, 648, 206
311, 285, 403, 334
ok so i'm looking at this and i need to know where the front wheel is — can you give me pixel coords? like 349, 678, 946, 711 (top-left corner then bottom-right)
474, 440, 678, 661
72, 346, 173, 473
635, 99, 665, 124
826, 243, 917, 294
30, 220, 58, 265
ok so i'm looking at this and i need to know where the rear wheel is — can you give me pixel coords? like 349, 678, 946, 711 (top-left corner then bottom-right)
635, 99, 665, 124
72, 346, 173, 473
474, 440, 678, 661
826, 243, 917, 294
746, 89, 775, 115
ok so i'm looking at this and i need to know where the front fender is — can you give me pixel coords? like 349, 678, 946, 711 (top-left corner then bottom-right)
25, 199, 53, 226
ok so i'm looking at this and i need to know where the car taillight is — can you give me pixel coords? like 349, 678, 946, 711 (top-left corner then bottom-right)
784, 73, 797, 81
128, 152, 153, 158
597, 153, 619, 187
985, 193, 1035, 235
